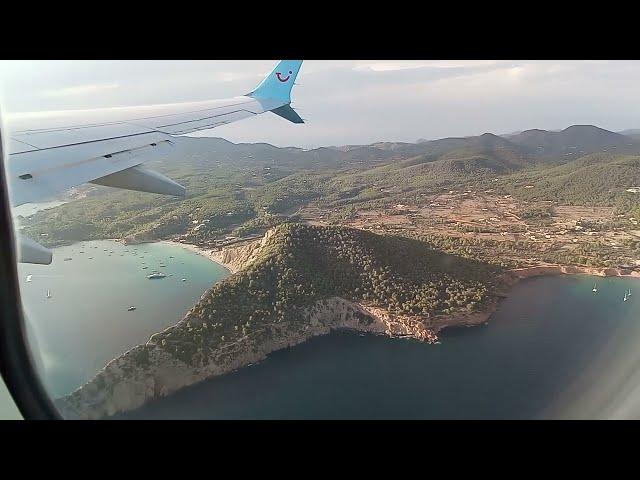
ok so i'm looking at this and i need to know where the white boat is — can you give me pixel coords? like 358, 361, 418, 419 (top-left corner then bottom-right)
628, 288, 632, 297
26, 275, 32, 283
127, 306, 137, 311
592, 284, 597, 293
147, 272, 166, 280
624, 292, 628, 302
46, 289, 51, 299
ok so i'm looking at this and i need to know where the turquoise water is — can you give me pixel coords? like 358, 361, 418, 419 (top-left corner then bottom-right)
13, 200, 67, 218
16, 240, 230, 399
120, 275, 640, 420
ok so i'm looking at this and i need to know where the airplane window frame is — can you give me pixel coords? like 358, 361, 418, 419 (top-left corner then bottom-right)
0, 128, 61, 420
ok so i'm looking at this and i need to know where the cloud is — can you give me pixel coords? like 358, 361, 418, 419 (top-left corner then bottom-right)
3, 60, 640, 148
42, 82, 120, 98
353, 60, 500, 72
354, 62, 432, 72
211, 71, 266, 83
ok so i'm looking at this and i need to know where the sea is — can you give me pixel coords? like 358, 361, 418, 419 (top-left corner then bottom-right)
4, 238, 640, 420
121, 275, 640, 420
16, 240, 230, 399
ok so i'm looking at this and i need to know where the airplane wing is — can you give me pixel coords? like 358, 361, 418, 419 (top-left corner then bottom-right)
2, 60, 304, 264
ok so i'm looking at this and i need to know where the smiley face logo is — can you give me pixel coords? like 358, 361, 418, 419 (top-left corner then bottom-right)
276, 70, 293, 82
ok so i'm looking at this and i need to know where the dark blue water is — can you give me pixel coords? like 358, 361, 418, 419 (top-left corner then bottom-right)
122, 275, 640, 419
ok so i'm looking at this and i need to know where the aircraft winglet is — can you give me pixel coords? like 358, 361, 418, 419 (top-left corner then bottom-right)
271, 104, 304, 124
248, 60, 303, 104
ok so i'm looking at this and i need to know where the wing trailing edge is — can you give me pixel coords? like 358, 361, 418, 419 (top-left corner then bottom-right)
8, 60, 306, 264
90, 165, 186, 197
17, 234, 52, 265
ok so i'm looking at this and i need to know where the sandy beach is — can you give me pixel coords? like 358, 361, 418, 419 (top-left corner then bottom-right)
160, 240, 234, 273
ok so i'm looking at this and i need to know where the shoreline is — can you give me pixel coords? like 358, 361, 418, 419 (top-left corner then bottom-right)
508, 264, 640, 280
61, 265, 640, 419
55, 237, 640, 419
160, 238, 640, 282
408, 263, 640, 339
159, 240, 234, 273
45, 238, 640, 282
36, 238, 237, 275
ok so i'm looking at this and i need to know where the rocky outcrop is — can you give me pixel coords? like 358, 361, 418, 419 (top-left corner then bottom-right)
58, 296, 485, 420
209, 231, 273, 273
58, 228, 638, 420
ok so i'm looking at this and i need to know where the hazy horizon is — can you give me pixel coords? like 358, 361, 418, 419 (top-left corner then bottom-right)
2, 60, 640, 148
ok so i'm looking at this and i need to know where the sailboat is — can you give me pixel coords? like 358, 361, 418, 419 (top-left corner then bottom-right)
46, 289, 51, 299
592, 283, 597, 293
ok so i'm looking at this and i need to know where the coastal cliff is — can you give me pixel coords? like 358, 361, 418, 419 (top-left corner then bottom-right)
56, 297, 438, 419
55, 224, 640, 419
56, 223, 502, 419
57, 293, 502, 420
208, 229, 275, 273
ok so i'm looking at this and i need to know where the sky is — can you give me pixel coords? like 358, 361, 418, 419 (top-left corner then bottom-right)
2, 60, 640, 148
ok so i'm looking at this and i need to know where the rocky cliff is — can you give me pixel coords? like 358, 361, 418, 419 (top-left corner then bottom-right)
209, 230, 274, 273
55, 223, 503, 419
58, 295, 485, 419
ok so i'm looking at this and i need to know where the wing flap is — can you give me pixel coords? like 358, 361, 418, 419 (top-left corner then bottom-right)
16, 234, 52, 265
90, 164, 185, 197
8, 135, 174, 206
5, 95, 289, 207
5, 60, 306, 264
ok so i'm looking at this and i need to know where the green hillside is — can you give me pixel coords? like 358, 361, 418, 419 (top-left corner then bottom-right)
494, 153, 640, 210
19, 125, 640, 248
506, 125, 639, 158
140, 223, 502, 367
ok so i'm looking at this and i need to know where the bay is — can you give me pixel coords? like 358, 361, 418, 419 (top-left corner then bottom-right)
121, 275, 640, 419
16, 240, 230, 398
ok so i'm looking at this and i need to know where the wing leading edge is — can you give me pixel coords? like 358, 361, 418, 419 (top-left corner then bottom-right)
5, 60, 304, 264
